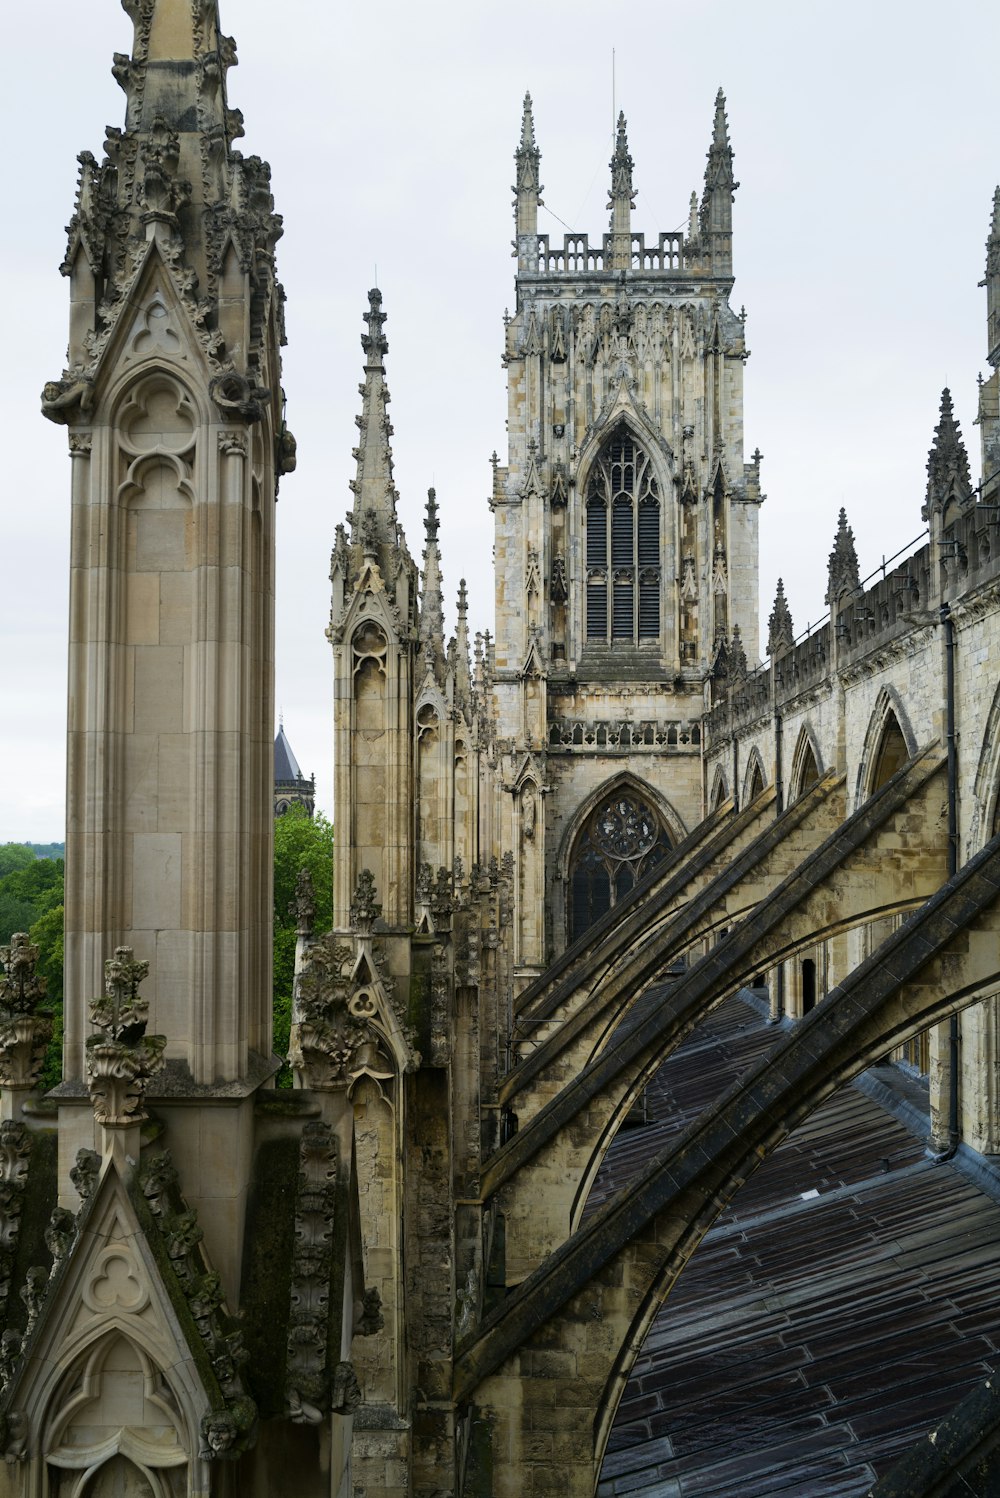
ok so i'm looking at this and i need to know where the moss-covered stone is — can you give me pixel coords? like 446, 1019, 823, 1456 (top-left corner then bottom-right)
7, 1128, 57, 1335
463, 1408, 494, 1498
239, 1135, 299, 1419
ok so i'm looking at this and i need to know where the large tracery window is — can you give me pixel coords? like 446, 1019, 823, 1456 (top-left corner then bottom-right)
569, 789, 672, 940
586, 427, 661, 644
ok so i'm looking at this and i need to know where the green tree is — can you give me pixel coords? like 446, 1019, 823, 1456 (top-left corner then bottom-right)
0, 847, 65, 1091
272, 807, 333, 1085
29, 902, 64, 1090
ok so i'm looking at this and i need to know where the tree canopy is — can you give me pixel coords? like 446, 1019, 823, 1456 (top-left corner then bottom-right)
272, 807, 334, 1084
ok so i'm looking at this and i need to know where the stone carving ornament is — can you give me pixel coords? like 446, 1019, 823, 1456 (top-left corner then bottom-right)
0, 935, 53, 1092
86, 948, 166, 1127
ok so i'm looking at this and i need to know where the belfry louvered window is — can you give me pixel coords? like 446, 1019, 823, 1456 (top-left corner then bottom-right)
585, 427, 660, 643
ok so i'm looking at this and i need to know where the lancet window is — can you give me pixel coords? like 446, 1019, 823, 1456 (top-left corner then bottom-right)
568, 788, 671, 939
585, 427, 661, 643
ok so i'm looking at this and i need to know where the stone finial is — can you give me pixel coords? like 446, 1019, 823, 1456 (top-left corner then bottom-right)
452, 578, 472, 709
419, 490, 446, 678
825, 508, 861, 605
513, 92, 543, 238
291, 868, 316, 941
361, 287, 388, 372
923, 387, 973, 522
0, 935, 54, 1094
86, 947, 166, 1127
350, 870, 381, 932
767, 578, 794, 657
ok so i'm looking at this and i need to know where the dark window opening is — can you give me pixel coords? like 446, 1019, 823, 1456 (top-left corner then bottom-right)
585, 427, 660, 644
568, 789, 672, 940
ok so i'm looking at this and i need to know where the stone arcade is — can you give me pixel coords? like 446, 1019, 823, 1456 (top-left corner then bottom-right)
3, 2, 1000, 1495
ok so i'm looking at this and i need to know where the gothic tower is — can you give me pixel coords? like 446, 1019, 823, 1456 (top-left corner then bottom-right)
494, 92, 762, 978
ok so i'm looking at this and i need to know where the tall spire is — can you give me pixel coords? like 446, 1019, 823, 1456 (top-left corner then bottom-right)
608, 111, 635, 271
514, 91, 542, 243
986, 186, 1000, 370
419, 488, 446, 679
924, 387, 973, 523
700, 88, 737, 277
826, 508, 861, 605
350, 289, 399, 545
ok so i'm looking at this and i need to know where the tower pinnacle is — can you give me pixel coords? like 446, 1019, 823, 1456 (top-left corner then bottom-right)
350, 289, 399, 544
514, 91, 543, 251
700, 88, 738, 276
608, 111, 635, 270
986, 186, 1000, 370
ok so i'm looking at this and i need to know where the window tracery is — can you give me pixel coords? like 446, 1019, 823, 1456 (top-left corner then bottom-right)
568, 789, 671, 939
585, 427, 660, 644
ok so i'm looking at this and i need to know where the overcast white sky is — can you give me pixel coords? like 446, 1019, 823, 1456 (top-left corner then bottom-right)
2, 0, 997, 842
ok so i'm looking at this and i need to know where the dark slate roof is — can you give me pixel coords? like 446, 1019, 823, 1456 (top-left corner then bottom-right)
592, 994, 1000, 1498
274, 724, 305, 783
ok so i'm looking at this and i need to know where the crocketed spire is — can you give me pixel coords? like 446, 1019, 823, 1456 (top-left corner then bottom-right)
767, 578, 794, 657
419, 488, 446, 679
608, 112, 635, 269
826, 508, 861, 604
924, 387, 973, 522
350, 289, 400, 547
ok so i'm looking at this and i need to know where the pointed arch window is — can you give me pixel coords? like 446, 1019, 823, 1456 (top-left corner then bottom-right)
568, 788, 672, 939
586, 427, 660, 643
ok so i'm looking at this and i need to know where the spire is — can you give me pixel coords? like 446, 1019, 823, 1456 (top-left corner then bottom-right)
451, 578, 472, 710
924, 387, 973, 522
419, 489, 445, 677
350, 289, 399, 545
46, 0, 284, 431
608, 111, 635, 271
767, 578, 794, 657
826, 508, 861, 604
700, 88, 737, 276
514, 91, 542, 242
986, 187, 1000, 369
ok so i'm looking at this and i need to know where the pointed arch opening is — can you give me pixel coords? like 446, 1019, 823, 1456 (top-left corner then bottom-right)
709, 767, 729, 811
585, 423, 661, 645
567, 784, 674, 941
870, 711, 909, 793
789, 728, 821, 802
743, 750, 766, 805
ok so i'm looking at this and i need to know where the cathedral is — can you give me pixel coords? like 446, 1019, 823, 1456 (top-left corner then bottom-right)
2, 2, 1000, 1495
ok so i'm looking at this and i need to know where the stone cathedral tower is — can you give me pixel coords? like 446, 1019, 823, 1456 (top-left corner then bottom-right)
494, 94, 761, 981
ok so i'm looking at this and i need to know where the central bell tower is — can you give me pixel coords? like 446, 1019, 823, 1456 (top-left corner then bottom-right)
492, 92, 762, 978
